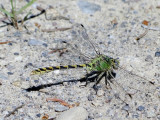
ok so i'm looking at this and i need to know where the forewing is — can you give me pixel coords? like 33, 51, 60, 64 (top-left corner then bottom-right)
29, 24, 98, 87
112, 68, 156, 100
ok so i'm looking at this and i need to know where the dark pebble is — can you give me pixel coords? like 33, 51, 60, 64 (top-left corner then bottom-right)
24, 63, 33, 68
122, 104, 130, 111
88, 116, 94, 120
8, 42, 12, 46
36, 113, 41, 117
26, 77, 30, 81
77, 0, 101, 14
132, 112, 139, 118
34, 80, 39, 83
120, 21, 128, 28
43, 43, 48, 47
41, 51, 48, 57
145, 55, 153, 62
137, 106, 145, 111
88, 94, 94, 101
7, 72, 14, 75
155, 52, 160, 57
24, 40, 28, 42
14, 32, 21, 37
103, 0, 109, 3
14, 52, 19, 55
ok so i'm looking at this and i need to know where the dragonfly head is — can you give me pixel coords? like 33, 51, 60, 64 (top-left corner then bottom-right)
112, 58, 119, 69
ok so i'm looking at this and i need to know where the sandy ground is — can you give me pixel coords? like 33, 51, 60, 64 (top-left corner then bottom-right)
0, 0, 160, 120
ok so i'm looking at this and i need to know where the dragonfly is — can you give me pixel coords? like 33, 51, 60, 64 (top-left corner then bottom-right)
29, 24, 155, 102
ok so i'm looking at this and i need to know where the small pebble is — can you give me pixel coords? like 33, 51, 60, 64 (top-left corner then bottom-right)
24, 63, 33, 69
0, 54, 5, 59
91, 100, 103, 107
14, 31, 21, 37
28, 39, 45, 46
7, 72, 13, 75
57, 107, 88, 120
120, 21, 128, 28
77, 0, 101, 14
15, 56, 22, 61
41, 51, 48, 57
132, 112, 139, 118
137, 106, 145, 111
155, 51, 160, 57
14, 52, 19, 55
36, 113, 41, 117
42, 43, 48, 47
157, 115, 160, 119
146, 108, 156, 118
12, 80, 21, 87
24, 39, 28, 42
104, 0, 109, 3
26, 77, 30, 81
97, 89, 104, 97
0, 73, 8, 80
8, 42, 12, 46
122, 104, 130, 111
55, 105, 69, 112
88, 94, 94, 101
34, 80, 39, 83
145, 55, 153, 62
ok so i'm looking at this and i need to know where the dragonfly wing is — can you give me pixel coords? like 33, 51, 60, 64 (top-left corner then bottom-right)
113, 68, 156, 98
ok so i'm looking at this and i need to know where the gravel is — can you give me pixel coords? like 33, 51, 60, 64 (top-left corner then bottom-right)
0, 0, 159, 119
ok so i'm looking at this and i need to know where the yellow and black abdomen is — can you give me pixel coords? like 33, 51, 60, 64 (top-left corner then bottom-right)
31, 64, 87, 75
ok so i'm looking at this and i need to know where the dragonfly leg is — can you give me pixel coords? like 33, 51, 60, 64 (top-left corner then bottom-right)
105, 71, 112, 89
93, 72, 106, 93
79, 71, 99, 87
108, 71, 132, 99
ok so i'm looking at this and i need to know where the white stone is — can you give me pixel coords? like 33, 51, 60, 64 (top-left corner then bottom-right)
97, 89, 104, 97
14, 56, 23, 61
57, 107, 88, 120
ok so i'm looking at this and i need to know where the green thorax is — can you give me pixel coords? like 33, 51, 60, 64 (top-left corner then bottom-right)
87, 55, 119, 72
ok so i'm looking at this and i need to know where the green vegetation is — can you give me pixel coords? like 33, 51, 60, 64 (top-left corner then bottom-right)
0, 0, 37, 29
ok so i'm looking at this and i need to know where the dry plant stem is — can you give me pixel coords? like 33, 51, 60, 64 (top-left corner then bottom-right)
49, 48, 67, 55
0, 41, 12, 44
41, 27, 72, 32
46, 98, 73, 108
136, 29, 148, 40
5, 104, 25, 118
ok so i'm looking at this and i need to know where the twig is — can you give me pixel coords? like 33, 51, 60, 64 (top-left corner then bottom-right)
46, 98, 73, 108
45, 16, 70, 21
5, 104, 24, 118
0, 41, 12, 44
135, 29, 148, 41
41, 27, 72, 32
49, 48, 68, 56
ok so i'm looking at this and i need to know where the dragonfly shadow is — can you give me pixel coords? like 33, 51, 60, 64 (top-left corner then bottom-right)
25, 71, 116, 92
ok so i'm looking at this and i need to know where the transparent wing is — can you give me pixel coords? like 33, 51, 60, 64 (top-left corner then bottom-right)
29, 24, 99, 87
109, 67, 157, 102
48, 24, 99, 65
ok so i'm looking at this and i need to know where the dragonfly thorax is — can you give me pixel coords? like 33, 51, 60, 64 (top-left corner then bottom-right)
87, 55, 119, 72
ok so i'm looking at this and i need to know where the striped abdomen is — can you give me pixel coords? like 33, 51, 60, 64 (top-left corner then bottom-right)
31, 64, 87, 75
